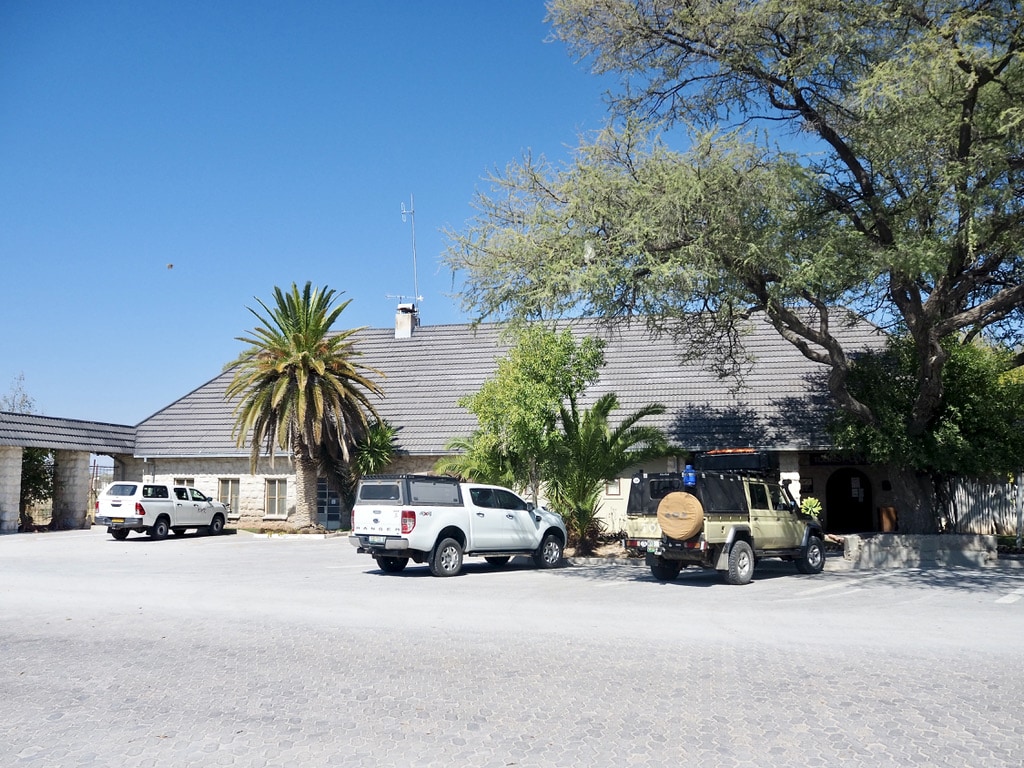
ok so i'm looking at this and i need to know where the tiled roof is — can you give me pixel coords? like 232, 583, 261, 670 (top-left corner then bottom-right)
134, 315, 885, 458
0, 412, 136, 453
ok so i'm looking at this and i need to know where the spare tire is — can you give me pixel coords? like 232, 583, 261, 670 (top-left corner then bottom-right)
657, 492, 705, 541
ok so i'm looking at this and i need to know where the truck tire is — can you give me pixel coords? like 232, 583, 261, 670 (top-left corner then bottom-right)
110, 529, 129, 541
149, 517, 170, 541
724, 540, 754, 585
796, 535, 825, 574
650, 558, 682, 581
378, 556, 409, 573
656, 492, 704, 540
207, 514, 225, 536
430, 537, 463, 577
533, 533, 564, 569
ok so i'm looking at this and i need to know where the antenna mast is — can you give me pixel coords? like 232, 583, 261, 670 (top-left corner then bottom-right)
400, 194, 420, 303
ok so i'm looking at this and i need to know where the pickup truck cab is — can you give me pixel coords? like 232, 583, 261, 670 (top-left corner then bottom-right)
95, 481, 229, 540
349, 474, 567, 576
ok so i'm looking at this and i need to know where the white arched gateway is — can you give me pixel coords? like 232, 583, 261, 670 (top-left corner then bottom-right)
0, 412, 135, 533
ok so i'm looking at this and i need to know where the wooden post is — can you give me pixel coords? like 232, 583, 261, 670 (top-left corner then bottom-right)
1016, 470, 1023, 552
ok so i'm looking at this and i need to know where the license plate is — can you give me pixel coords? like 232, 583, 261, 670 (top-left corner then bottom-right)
112, 518, 125, 524
369, 535, 385, 544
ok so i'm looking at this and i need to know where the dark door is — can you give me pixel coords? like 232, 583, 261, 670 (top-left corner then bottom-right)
825, 468, 874, 533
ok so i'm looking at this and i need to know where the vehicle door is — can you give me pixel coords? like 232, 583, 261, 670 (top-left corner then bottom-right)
173, 486, 199, 526
188, 487, 216, 526
769, 483, 805, 548
492, 488, 539, 548
746, 481, 783, 549
466, 487, 505, 549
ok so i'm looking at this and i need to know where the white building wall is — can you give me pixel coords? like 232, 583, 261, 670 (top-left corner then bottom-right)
117, 456, 297, 530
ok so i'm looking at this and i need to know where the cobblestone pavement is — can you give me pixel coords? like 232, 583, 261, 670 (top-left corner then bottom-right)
2, 528, 1023, 767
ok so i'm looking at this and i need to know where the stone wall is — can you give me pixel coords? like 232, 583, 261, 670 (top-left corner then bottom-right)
51, 450, 91, 529
117, 455, 297, 530
0, 446, 23, 534
842, 533, 998, 569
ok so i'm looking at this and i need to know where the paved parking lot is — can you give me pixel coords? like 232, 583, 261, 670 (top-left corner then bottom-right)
2, 527, 1023, 767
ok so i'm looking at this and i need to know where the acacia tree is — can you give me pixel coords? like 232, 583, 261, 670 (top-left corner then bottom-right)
445, 0, 1024, 530
832, 339, 1024, 478
226, 282, 383, 529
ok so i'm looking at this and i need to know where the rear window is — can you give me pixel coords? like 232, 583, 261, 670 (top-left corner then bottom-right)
649, 478, 685, 500
359, 482, 402, 503
106, 483, 138, 497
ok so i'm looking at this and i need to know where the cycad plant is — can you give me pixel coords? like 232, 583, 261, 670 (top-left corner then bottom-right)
225, 282, 383, 529
547, 393, 673, 554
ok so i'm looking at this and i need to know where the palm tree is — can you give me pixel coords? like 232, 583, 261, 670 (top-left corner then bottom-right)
225, 282, 383, 529
546, 393, 675, 554
434, 431, 518, 487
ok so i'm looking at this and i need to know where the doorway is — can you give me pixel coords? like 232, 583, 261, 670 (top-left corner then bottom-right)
825, 468, 874, 533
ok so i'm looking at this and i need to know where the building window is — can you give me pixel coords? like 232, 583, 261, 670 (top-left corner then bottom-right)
174, 477, 194, 487
604, 478, 621, 496
219, 478, 239, 517
265, 479, 287, 518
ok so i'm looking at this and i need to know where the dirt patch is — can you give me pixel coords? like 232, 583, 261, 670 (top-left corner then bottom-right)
566, 541, 632, 559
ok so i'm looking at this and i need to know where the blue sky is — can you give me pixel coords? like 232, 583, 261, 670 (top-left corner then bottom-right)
0, 2, 612, 425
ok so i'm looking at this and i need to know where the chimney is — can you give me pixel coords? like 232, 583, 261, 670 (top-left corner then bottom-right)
395, 303, 419, 339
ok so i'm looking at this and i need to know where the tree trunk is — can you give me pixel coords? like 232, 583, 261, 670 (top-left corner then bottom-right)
292, 445, 320, 531
888, 468, 940, 534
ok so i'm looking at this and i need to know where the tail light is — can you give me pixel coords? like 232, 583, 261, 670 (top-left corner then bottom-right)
401, 509, 416, 534
135, 502, 146, 516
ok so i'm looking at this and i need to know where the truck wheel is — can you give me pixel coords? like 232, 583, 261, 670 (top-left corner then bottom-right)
650, 558, 682, 581
110, 529, 129, 541
533, 534, 563, 568
207, 514, 225, 536
149, 518, 170, 541
724, 540, 754, 585
378, 556, 409, 573
796, 535, 825, 574
485, 556, 511, 567
430, 537, 463, 577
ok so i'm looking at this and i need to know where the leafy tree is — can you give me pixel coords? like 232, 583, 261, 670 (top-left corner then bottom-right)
225, 282, 383, 529
833, 338, 1024, 478
445, 0, 1024, 530
458, 326, 606, 502
1, 374, 54, 531
547, 393, 674, 554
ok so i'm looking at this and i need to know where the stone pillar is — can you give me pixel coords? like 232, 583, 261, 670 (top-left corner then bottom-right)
50, 450, 91, 530
0, 446, 24, 534
778, 451, 802, 504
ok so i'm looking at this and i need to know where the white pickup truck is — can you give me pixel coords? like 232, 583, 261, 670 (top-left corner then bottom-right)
349, 474, 567, 576
95, 481, 229, 540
